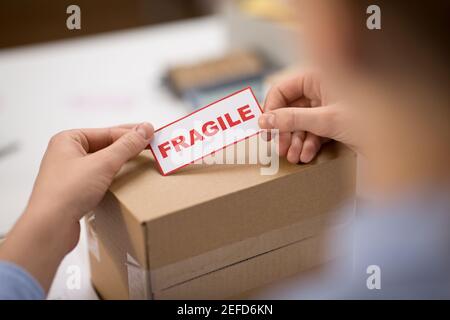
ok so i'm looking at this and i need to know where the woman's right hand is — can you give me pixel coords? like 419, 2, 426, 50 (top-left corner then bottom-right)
258, 71, 359, 163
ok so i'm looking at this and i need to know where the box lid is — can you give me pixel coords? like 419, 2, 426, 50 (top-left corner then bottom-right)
110, 139, 353, 223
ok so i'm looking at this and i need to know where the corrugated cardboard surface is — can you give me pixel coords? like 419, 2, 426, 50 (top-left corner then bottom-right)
154, 223, 351, 299
89, 141, 356, 299
144, 146, 354, 270
88, 221, 351, 299
111, 141, 352, 223
89, 231, 129, 300
149, 210, 352, 291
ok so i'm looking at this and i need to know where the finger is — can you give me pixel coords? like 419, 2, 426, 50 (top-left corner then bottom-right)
74, 123, 154, 153
286, 131, 305, 164
264, 72, 321, 112
300, 132, 324, 163
259, 128, 291, 156
290, 97, 312, 108
112, 123, 140, 129
259, 105, 337, 139
277, 132, 291, 157
264, 76, 305, 112
70, 127, 129, 153
95, 123, 154, 171
49, 127, 133, 158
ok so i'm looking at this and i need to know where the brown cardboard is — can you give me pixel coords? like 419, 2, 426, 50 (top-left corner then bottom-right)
88, 221, 351, 300
149, 210, 351, 291
167, 51, 264, 94
153, 223, 351, 299
88, 141, 356, 299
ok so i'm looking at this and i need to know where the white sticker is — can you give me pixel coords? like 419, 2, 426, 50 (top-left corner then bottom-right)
149, 87, 263, 175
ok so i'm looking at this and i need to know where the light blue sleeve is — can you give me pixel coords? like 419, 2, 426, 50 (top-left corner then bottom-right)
0, 261, 45, 300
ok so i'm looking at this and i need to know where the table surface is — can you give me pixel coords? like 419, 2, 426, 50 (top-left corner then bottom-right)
0, 16, 339, 300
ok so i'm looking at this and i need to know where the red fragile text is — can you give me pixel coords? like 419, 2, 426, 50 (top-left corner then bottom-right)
158, 105, 255, 159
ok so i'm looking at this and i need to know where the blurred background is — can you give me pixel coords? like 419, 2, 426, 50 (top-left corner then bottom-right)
0, 0, 213, 48
0, 0, 302, 230
2, 0, 449, 301
0, 0, 304, 299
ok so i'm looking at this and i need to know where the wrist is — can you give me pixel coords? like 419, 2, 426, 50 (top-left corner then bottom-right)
0, 204, 80, 292
23, 202, 81, 255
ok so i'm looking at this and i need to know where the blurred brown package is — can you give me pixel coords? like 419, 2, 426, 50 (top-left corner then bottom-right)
86, 141, 356, 299
167, 51, 265, 95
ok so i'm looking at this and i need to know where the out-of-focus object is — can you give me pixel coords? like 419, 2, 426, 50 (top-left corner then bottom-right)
184, 76, 266, 109
164, 0, 303, 108
87, 142, 356, 299
0, 141, 20, 160
0, 0, 210, 48
237, 0, 294, 22
225, 0, 302, 68
165, 50, 275, 106
167, 51, 264, 95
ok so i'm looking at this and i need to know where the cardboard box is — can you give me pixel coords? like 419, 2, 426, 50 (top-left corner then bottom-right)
87, 141, 356, 299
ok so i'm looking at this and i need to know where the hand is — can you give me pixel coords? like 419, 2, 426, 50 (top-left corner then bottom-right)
29, 122, 154, 225
0, 123, 154, 292
258, 72, 359, 163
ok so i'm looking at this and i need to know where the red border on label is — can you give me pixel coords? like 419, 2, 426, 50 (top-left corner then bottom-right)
148, 87, 264, 176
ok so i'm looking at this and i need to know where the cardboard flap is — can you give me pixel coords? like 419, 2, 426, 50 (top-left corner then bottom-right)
110, 140, 354, 223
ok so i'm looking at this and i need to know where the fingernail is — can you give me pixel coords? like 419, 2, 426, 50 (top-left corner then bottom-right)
259, 114, 275, 129
135, 122, 153, 139
301, 152, 314, 163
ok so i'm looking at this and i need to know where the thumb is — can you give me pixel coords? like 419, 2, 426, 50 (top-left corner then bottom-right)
258, 105, 340, 140
97, 122, 154, 171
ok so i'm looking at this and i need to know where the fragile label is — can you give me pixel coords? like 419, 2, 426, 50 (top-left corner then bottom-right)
149, 87, 263, 175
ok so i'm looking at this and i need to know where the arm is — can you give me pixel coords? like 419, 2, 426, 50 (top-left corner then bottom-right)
0, 123, 153, 294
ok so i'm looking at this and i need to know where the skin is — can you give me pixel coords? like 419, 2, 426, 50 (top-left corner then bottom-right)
260, 71, 359, 163
259, 0, 364, 164
259, 0, 449, 195
259, 71, 363, 158
0, 0, 448, 297
0, 123, 154, 292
